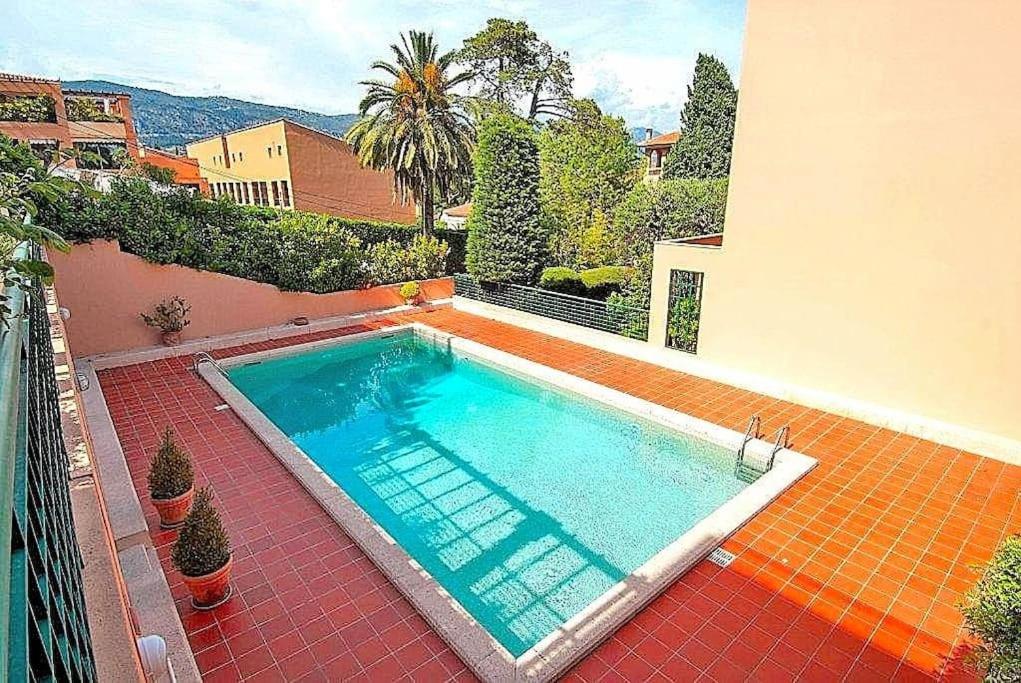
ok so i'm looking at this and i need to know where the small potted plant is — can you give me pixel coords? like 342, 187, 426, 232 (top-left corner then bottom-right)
399, 281, 422, 306
147, 427, 194, 529
171, 487, 233, 610
140, 296, 191, 346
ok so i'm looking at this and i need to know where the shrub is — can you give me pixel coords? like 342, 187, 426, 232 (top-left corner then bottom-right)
43, 178, 468, 292
538, 266, 585, 296
171, 487, 231, 577
275, 212, 365, 293
399, 281, 420, 301
579, 265, 632, 300
962, 534, 1021, 679
366, 234, 448, 286
147, 427, 194, 500
667, 296, 701, 352
140, 296, 191, 333
0, 95, 55, 123
466, 113, 545, 284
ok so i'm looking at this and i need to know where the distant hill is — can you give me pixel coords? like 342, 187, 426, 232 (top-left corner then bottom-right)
64, 80, 358, 150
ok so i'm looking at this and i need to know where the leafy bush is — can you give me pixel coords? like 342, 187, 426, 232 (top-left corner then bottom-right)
399, 281, 420, 301
140, 296, 191, 333
147, 427, 193, 500
65, 97, 123, 123
579, 266, 631, 300
667, 296, 701, 352
171, 487, 231, 577
275, 212, 365, 292
366, 234, 448, 286
962, 534, 1021, 680
0, 95, 56, 123
538, 266, 585, 296
467, 113, 545, 284
608, 178, 728, 313
43, 178, 462, 292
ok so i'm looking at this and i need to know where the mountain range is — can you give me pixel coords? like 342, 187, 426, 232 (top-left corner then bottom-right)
64, 80, 358, 149
64, 80, 656, 151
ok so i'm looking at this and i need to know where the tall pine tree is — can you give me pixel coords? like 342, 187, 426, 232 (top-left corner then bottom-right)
663, 54, 738, 179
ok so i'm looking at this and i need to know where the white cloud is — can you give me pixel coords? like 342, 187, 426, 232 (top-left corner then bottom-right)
574, 53, 695, 131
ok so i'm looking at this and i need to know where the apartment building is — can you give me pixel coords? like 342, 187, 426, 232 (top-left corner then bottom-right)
186, 119, 416, 223
647, 0, 1021, 460
0, 73, 139, 168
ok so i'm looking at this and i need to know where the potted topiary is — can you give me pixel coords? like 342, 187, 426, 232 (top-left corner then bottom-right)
140, 296, 191, 346
400, 281, 422, 305
147, 427, 194, 529
171, 487, 233, 610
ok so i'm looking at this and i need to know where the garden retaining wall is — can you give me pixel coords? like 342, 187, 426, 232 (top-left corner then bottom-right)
50, 240, 453, 357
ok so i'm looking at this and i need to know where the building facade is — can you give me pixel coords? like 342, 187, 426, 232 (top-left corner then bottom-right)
136, 146, 209, 195
637, 129, 679, 181
648, 0, 1021, 459
0, 73, 139, 168
186, 119, 416, 223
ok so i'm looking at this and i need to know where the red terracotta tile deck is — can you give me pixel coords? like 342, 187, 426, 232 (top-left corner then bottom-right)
97, 309, 1020, 681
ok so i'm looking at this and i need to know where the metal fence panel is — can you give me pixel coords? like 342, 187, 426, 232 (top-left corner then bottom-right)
665, 270, 704, 354
454, 275, 650, 341
2, 244, 97, 682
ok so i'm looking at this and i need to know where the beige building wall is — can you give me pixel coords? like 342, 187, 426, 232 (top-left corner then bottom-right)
186, 120, 294, 206
650, 0, 1021, 451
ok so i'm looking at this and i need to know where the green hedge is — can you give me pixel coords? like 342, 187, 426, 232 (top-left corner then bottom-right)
579, 266, 631, 300
538, 265, 633, 300
538, 267, 585, 296
43, 178, 466, 293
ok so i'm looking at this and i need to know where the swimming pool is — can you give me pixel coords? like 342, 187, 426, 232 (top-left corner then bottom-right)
201, 324, 815, 680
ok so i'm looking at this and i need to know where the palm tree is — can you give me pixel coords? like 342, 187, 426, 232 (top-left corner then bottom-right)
347, 31, 474, 234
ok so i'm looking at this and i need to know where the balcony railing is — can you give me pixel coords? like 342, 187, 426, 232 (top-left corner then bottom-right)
1, 243, 97, 681
454, 274, 650, 341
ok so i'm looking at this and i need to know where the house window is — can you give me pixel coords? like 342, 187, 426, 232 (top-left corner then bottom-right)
258, 181, 269, 205
239, 152, 243, 162
280, 180, 290, 207
231, 153, 236, 163
665, 270, 704, 353
277, 145, 283, 156
271, 181, 281, 206
242, 183, 250, 204
267, 146, 272, 157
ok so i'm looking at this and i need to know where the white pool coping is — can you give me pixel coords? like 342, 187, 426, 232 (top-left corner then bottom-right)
197, 324, 817, 682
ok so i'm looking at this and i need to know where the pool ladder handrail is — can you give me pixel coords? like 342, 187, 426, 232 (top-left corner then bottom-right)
735, 415, 761, 474
193, 352, 226, 375
766, 425, 790, 470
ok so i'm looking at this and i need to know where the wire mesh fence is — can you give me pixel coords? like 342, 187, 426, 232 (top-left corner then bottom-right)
454, 275, 650, 341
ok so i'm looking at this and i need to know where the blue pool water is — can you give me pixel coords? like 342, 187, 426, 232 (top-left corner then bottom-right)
227, 332, 746, 655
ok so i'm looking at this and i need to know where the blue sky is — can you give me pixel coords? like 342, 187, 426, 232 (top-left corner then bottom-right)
1, 0, 746, 131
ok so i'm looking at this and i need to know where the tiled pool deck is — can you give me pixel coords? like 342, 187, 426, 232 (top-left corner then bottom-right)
96, 308, 1019, 682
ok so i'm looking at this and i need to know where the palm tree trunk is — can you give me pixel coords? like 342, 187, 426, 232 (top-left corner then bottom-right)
421, 176, 434, 235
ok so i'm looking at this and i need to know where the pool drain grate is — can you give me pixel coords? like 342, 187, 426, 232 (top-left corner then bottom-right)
707, 547, 736, 567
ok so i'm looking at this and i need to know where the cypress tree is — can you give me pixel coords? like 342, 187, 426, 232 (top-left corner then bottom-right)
663, 54, 738, 179
466, 113, 545, 284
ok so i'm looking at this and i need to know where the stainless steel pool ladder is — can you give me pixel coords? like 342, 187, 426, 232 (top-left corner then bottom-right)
735, 416, 790, 482
193, 352, 226, 375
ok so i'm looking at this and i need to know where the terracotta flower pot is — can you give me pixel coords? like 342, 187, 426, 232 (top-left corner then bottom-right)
182, 555, 233, 610
161, 330, 182, 346
152, 487, 194, 529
